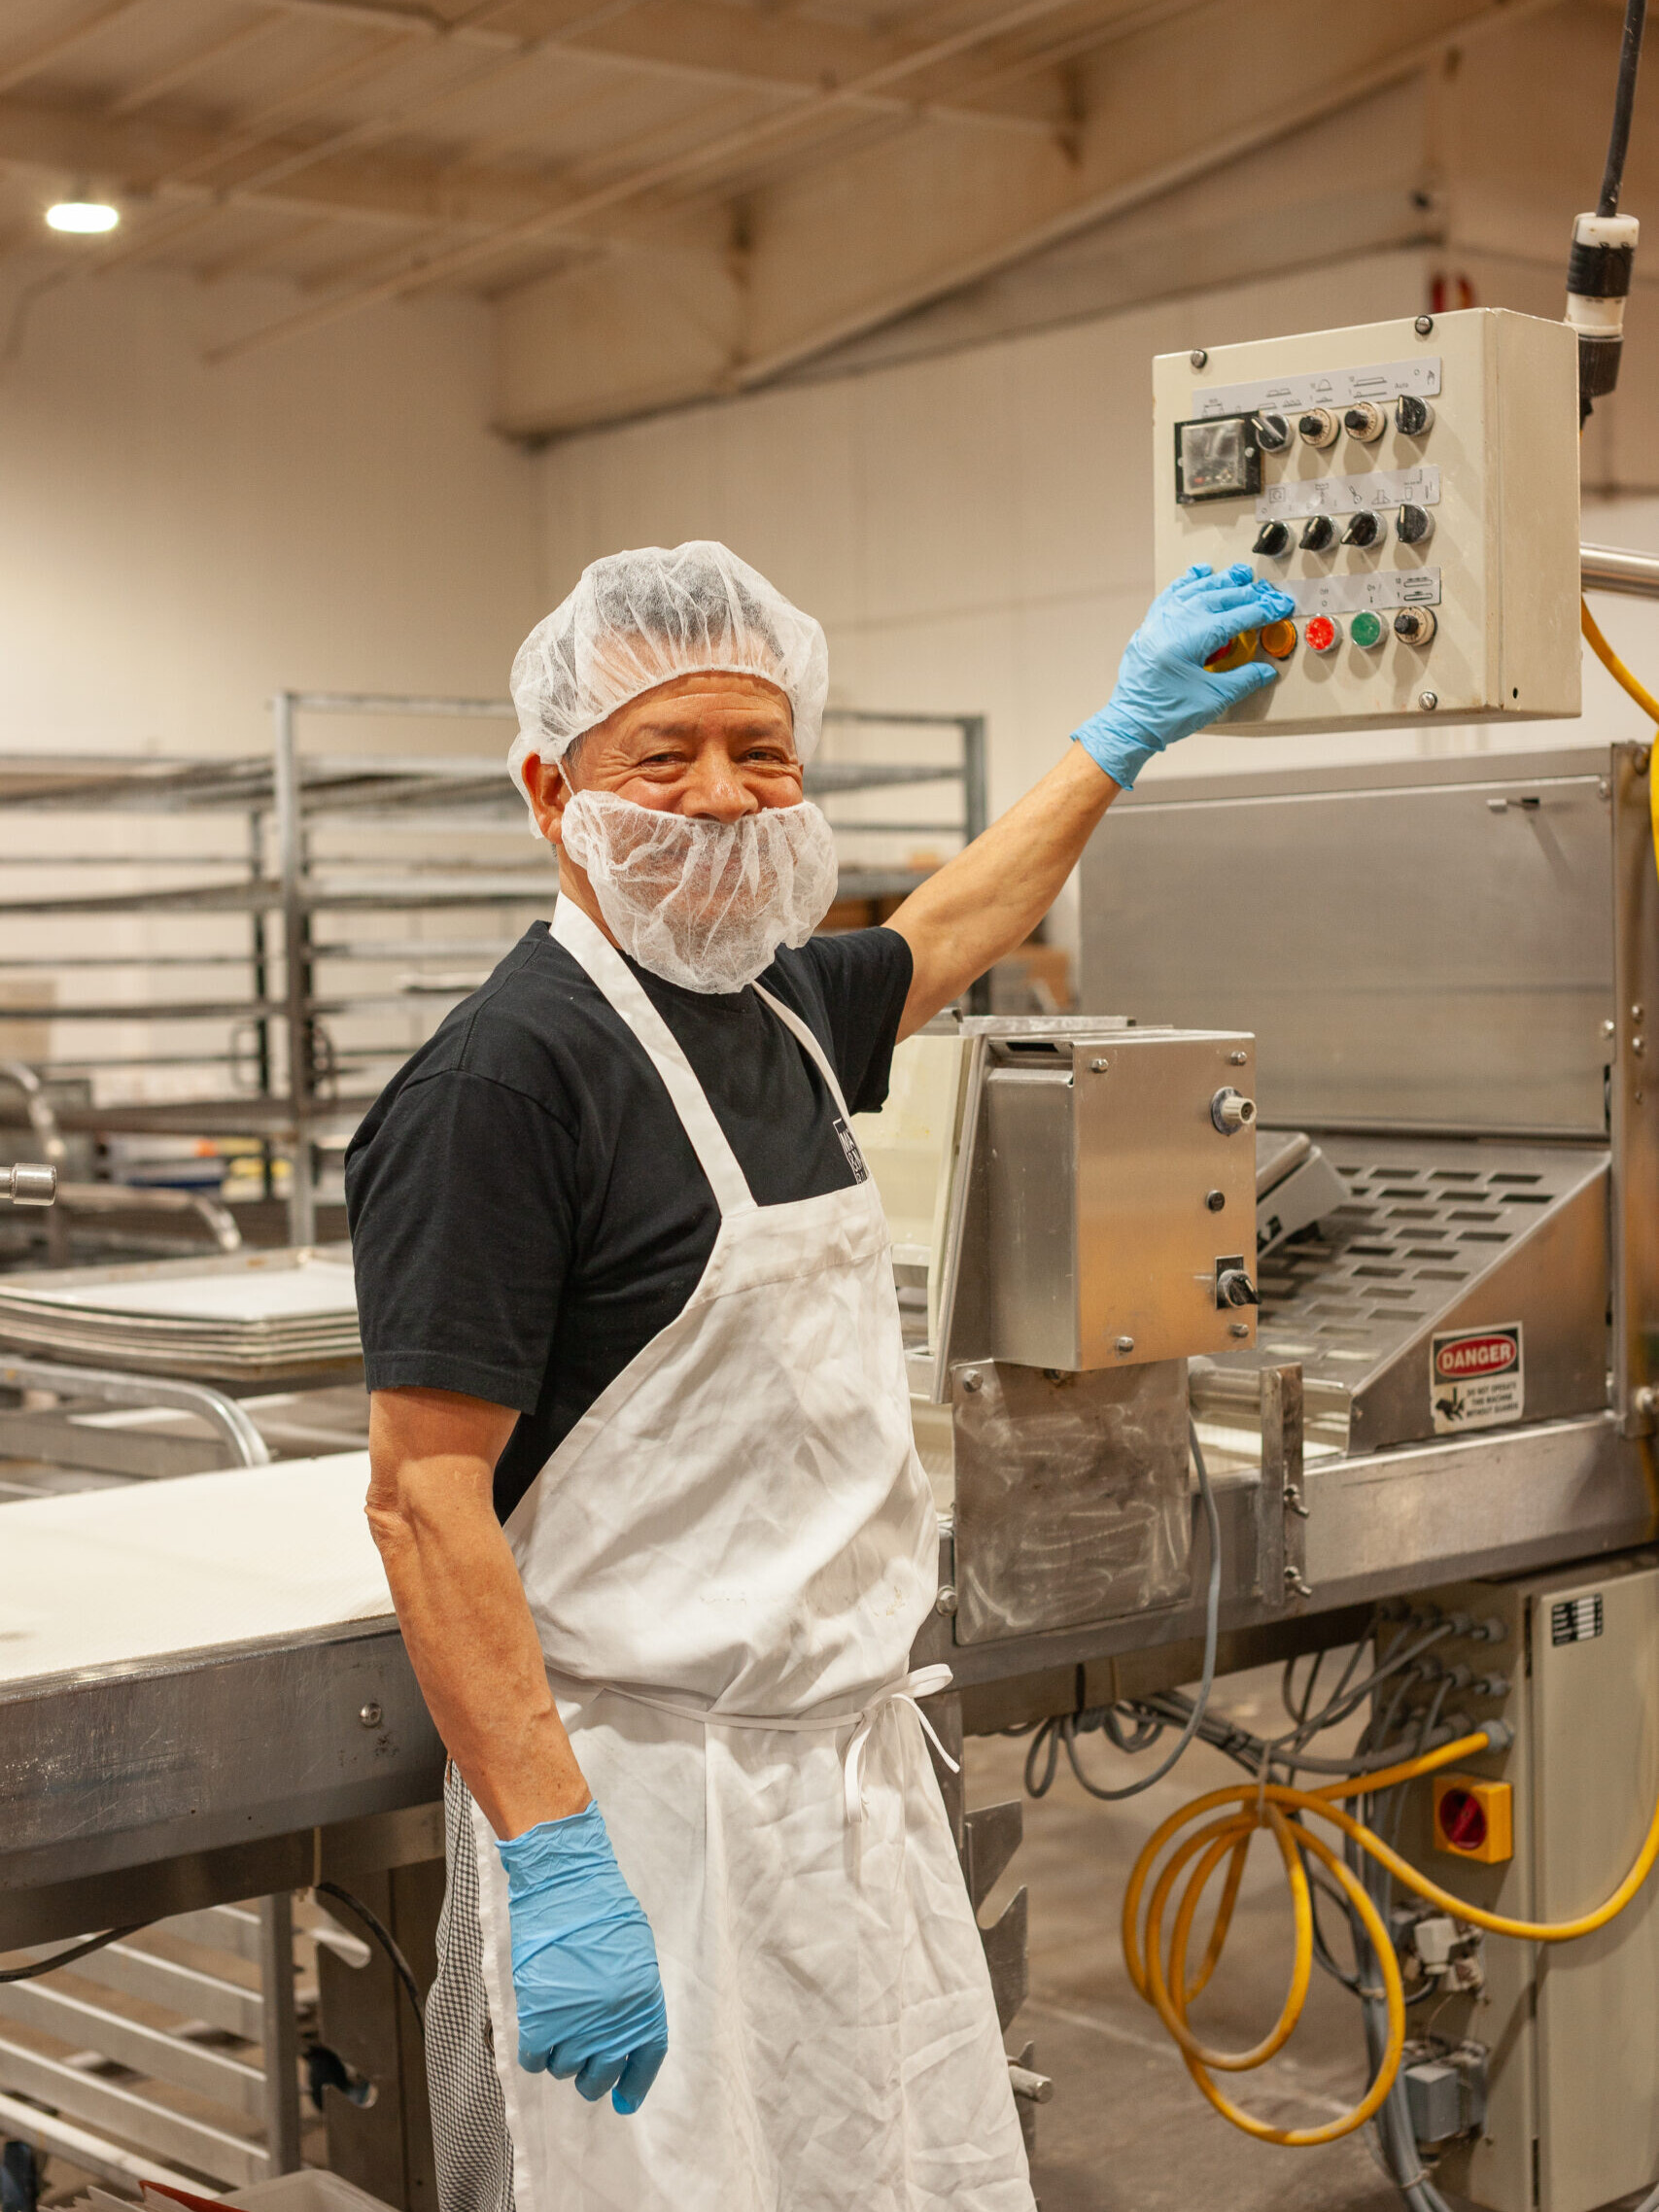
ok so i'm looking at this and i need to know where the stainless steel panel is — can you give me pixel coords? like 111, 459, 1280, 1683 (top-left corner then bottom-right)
1213, 1135, 1609, 1451
0, 1623, 443, 1893
950, 1359, 1192, 1643
1073, 1035, 1258, 1365
1079, 756, 1616, 1135
911, 1414, 1654, 1695
1610, 743, 1659, 1433
1532, 1560, 1659, 2212
969, 1029, 1258, 1372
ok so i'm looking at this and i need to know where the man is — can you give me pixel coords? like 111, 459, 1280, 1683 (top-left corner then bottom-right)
348, 540, 1290, 2212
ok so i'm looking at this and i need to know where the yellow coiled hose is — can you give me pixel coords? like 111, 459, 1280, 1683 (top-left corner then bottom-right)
1121, 1723, 1659, 2145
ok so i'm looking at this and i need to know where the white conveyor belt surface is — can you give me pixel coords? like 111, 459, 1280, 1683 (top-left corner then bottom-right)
0, 1453, 392, 1687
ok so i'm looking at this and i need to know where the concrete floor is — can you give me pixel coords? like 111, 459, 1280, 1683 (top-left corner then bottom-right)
966, 1665, 1409, 2212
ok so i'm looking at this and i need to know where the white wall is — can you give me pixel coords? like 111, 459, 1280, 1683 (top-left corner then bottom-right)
0, 262, 545, 1104
0, 262, 542, 757
538, 247, 1659, 956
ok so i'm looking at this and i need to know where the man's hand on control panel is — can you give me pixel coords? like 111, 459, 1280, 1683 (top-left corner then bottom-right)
1072, 564, 1295, 790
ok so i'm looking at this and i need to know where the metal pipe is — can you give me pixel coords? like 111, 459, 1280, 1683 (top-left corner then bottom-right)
51, 1182, 243, 1252
291, 691, 514, 718
1582, 542, 1659, 597
271, 692, 315, 1247
0, 1356, 272, 1468
257, 1893, 303, 2174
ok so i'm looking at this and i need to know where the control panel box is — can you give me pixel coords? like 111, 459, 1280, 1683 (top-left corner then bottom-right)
1152, 309, 1581, 733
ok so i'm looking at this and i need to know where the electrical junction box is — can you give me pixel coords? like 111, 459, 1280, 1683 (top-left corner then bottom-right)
1152, 309, 1582, 734
1392, 1560, 1659, 2212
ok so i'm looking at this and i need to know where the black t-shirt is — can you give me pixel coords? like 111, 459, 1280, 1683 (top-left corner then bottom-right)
344, 919, 914, 1520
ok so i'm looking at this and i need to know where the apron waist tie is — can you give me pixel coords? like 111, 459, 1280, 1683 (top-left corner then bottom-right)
552, 1663, 959, 1826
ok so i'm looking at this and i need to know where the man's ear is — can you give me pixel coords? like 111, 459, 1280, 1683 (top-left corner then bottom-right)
521, 753, 573, 847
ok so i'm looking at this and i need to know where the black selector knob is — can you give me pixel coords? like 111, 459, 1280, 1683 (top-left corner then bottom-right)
1252, 520, 1291, 557
1254, 412, 1292, 453
1216, 1268, 1260, 1309
1298, 514, 1336, 552
1397, 502, 1434, 545
1343, 400, 1387, 441
1341, 510, 1385, 548
1395, 394, 1434, 436
1394, 605, 1438, 644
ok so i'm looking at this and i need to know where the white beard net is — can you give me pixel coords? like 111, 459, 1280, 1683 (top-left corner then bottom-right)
559, 792, 839, 995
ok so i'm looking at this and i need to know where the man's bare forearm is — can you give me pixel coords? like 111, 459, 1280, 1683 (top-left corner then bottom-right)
886, 744, 1118, 1036
366, 1388, 591, 1840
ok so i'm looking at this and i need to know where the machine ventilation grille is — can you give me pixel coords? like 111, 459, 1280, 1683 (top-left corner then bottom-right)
1251, 1140, 1594, 1387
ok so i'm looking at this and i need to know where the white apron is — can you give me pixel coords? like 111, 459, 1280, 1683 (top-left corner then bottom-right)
467, 898, 1032, 2212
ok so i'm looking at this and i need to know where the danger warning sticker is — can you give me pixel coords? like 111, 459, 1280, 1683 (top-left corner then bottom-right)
1431, 1324, 1524, 1435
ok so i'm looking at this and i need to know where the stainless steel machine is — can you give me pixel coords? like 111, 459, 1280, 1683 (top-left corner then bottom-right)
5, 677, 1659, 2206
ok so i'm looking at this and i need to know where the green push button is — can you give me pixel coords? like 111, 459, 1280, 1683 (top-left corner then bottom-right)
1351, 609, 1386, 649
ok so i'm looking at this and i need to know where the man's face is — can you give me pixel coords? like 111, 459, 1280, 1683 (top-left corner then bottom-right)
522, 672, 800, 843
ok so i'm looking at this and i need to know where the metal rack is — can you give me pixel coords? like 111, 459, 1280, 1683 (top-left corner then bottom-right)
0, 699, 985, 1249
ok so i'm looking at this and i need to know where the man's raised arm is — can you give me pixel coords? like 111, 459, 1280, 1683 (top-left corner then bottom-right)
885, 564, 1292, 1037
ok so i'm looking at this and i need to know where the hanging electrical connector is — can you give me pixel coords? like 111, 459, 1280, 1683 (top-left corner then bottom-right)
1568, 0, 1646, 421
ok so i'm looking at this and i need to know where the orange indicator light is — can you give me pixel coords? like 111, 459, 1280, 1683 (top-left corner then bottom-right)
1260, 618, 1297, 661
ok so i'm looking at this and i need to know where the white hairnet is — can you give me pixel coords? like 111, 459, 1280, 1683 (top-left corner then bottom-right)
507, 541, 828, 812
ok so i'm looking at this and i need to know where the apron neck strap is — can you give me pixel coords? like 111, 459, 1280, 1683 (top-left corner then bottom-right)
753, 984, 852, 1123
551, 897, 755, 1216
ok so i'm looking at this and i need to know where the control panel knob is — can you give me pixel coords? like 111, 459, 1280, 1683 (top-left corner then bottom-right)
1342, 400, 1387, 441
1216, 1267, 1260, 1309
1340, 509, 1385, 548
1393, 605, 1438, 645
1210, 1087, 1257, 1133
1396, 502, 1434, 545
1253, 412, 1292, 453
1298, 514, 1336, 552
1252, 519, 1291, 557
1297, 407, 1339, 448
1395, 394, 1434, 436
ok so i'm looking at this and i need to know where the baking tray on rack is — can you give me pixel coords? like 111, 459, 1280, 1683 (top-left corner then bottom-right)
0, 1244, 362, 1385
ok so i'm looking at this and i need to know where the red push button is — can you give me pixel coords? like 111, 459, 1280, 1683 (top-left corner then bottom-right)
1304, 614, 1342, 654
1204, 628, 1258, 673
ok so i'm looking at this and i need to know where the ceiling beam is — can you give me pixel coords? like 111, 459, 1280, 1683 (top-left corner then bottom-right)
106, 14, 289, 118
729, 0, 1562, 389
0, 90, 576, 233
202, 0, 1103, 362
491, 0, 1564, 433
0, 0, 152, 100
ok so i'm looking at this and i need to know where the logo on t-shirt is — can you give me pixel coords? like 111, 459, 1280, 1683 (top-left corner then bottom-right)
832, 1116, 869, 1183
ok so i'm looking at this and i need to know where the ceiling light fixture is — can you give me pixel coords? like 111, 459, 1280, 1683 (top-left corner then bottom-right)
46, 196, 120, 234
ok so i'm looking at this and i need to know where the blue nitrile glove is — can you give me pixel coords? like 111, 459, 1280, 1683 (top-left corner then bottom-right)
498, 1801, 669, 2116
1073, 564, 1296, 789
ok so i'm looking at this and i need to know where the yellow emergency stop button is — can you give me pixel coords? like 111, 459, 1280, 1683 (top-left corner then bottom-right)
1259, 618, 1297, 661
1204, 628, 1259, 673
1433, 1774, 1512, 1864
